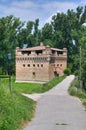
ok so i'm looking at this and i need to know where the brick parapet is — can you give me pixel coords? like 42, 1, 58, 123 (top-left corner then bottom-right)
16, 43, 67, 83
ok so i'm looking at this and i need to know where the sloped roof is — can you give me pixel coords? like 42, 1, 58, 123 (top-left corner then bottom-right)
21, 43, 65, 52
21, 45, 46, 51
51, 47, 64, 51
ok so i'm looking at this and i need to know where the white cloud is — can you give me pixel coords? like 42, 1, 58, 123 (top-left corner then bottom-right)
0, 1, 41, 22
80, 0, 86, 5
0, 0, 82, 28
43, 1, 78, 13
44, 1, 78, 24
45, 11, 61, 24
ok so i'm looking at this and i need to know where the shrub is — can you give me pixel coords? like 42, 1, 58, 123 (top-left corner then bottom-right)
64, 68, 71, 75
69, 87, 77, 96
76, 90, 86, 99
68, 79, 86, 109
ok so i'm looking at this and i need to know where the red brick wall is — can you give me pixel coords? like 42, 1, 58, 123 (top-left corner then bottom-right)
15, 47, 67, 82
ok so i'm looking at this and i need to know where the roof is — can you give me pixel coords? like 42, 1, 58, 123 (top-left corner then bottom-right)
21, 45, 46, 51
51, 48, 64, 51
20, 42, 65, 52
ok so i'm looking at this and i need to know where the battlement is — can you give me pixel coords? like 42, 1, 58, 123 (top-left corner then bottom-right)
16, 43, 67, 83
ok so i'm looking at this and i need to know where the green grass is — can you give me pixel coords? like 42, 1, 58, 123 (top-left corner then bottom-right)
13, 76, 65, 94
13, 82, 43, 94
0, 76, 65, 130
68, 78, 86, 108
0, 87, 36, 130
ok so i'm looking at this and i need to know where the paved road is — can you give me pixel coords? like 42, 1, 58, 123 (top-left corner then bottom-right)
23, 75, 86, 130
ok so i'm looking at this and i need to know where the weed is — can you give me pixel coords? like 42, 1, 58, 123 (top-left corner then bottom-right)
68, 78, 86, 108
0, 76, 65, 130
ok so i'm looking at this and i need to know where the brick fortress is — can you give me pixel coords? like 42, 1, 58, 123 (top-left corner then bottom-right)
16, 42, 67, 83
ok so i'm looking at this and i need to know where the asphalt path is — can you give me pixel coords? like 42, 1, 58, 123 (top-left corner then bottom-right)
23, 75, 86, 130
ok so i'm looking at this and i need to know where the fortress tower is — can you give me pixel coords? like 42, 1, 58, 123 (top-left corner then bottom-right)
16, 42, 67, 83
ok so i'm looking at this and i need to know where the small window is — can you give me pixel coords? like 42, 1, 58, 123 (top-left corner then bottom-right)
60, 64, 62, 67
33, 72, 35, 75
33, 64, 35, 67
23, 64, 25, 67
20, 58, 22, 60
17, 58, 19, 61
41, 64, 43, 67
33, 72, 36, 78
28, 64, 30, 67
37, 64, 39, 67
57, 64, 59, 67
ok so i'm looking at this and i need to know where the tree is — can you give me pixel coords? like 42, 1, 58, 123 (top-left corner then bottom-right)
0, 15, 24, 74
79, 27, 86, 90
41, 23, 53, 46
33, 19, 39, 46
51, 6, 86, 74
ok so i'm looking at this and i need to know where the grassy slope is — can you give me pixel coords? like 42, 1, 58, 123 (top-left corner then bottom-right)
0, 76, 65, 130
0, 87, 36, 130
14, 76, 65, 93
68, 79, 86, 108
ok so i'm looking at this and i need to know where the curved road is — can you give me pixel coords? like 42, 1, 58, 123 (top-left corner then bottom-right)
23, 75, 86, 130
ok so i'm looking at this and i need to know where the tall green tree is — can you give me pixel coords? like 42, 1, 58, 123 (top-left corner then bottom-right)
33, 19, 39, 46
0, 15, 24, 74
79, 26, 86, 90
50, 6, 86, 73
41, 23, 53, 46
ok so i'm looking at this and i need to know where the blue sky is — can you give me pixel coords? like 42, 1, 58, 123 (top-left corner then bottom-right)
0, 0, 86, 28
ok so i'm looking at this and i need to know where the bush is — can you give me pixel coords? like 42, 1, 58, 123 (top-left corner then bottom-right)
68, 79, 86, 109
76, 90, 86, 99
83, 101, 86, 107
69, 87, 77, 96
64, 68, 71, 75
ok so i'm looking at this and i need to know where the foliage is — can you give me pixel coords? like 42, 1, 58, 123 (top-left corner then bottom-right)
68, 78, 86, 108
79, 27, 86, 90
64, 68, 71, 75
0, 85, 36, 130
68, 79, 78, 96
0, 76, 65, 130
0, 6, 86, 88
69, 87, 77, 96
40, 76, 65, 92
0, 15, 24, 74
0, 5, 86, 129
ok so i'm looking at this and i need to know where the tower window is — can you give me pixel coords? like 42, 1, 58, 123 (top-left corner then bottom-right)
33, 72, 36, 78
23, 64, 25, 67
33, 64, 35, 67
41, 64, 43, 67
28, 64, 30, 67
37, 64, 39, 67
33, 72, 35, 75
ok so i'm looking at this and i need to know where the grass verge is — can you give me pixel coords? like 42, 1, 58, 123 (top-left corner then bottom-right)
0, 86, 36, 130
0, 76, 65, 130
14, 76, 65, 94
68, 78, 86, 109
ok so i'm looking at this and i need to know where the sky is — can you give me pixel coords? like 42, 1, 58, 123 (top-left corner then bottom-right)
0, 0, 86, 28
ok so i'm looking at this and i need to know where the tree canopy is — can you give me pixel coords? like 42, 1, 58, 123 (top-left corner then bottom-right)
0, 6, 86, 89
